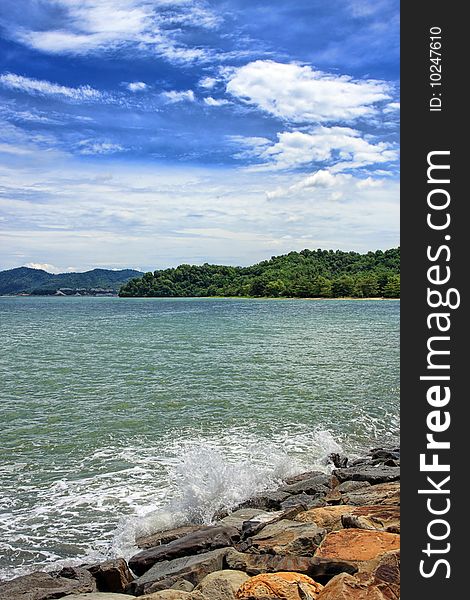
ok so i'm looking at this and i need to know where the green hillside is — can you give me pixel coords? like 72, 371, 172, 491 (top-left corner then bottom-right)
119, 248, 400, 298
0, 267, 142, 295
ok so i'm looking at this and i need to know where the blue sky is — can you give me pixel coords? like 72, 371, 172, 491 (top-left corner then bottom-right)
0, 0, 399, 273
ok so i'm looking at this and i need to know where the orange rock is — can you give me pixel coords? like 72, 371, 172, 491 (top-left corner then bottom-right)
314, 529, 400, 565
295, 506, 354, 531
236, 572, 323, 599
316, 550, 400, 600
341, 506, 400, 533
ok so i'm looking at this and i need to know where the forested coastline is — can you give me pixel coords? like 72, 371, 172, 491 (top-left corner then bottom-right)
119, 248, 400, 298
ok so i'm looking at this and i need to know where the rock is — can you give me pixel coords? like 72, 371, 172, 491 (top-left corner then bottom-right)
64, 595, 136, 600
281, 494, 323, 511
194, 569, 250, 600
328, 453, 348, 468
226, 549, 317, 575
295, 505, 355, 531
87, 558, 134, 593
333, 466, 399, 485
236, 573, 323, 600
284, 471, 326, 485
336, 481, 371, 494
316, 550, 400, 600
139, 592, 191, 599
237, 491, 292, 511
341, 482, 400, 507
137, 526, 205, 550
129, 525, 240, 576
341, 506, 400, 533
0, 569, 97, 600
314, 529, 400, 570
244, 519, 326, 555
280, 475, 331, 496
170, 580, 194, 592
219, 509, 276, 530
128, 548, 229, 596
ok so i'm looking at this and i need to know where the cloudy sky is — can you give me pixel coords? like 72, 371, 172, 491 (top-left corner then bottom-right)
0, 0, 399, 273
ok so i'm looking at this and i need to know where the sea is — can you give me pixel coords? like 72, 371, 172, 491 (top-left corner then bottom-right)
0, 296, 399, 580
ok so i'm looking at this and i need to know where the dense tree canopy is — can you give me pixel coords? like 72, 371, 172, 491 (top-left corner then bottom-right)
119, 248, 400, 298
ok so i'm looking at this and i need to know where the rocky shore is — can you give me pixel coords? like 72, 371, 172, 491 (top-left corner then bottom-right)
0, 447, 400, 600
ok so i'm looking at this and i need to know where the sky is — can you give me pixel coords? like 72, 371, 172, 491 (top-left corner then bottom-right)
0, 0, 399, 273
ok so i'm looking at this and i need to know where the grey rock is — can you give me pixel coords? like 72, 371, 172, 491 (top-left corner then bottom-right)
284, 471, 325, 485
129, 525, 239, 576
236, 491, 291, 511
136, 525, 205, 550
0, 568, 97, 600
279, 474, 331, 496
244, 519, 326, 555
128, 548, 229, 596
336, 480, 371, 494
333, 465, 400, 485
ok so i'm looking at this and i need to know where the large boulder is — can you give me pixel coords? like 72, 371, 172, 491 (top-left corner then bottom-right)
129, 525, 239, 576
219, 509, 279, 530
295, 506, 355, 531
341, 483, 400, 507
333, 466, 399, 485
139, 592, 191, 599
314, 529, 400, 571
87, 558, 134, 592
236, 491, 291, 511
280, 475, 331, 496
245, 519, 326, 555
341, 506, 400, 533
193, 569, 250, 600
316, 550, 400, 600
137, 526, 205, 550
64, 595, 136, 599
236, 572, 323, 600
128, 548, 229, 596
0, 568, 97, 600
284, 471, 326, 485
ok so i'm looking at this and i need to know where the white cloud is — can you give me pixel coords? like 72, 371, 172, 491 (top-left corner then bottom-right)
235, 126, 398, 172
226, 60, 391, 123
0, 73, 103, 102
77, 140, 125, 155
161, 89, 196, 103
199, 76, 218, 90
203, 96, 231, 107
126, 81, 148, 92
24, 262, 62, 273
8, 0, 219, 64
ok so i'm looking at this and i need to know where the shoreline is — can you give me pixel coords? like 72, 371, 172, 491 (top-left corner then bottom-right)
0, 445, 400, 599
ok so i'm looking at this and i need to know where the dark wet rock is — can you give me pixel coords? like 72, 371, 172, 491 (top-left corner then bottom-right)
244, 519, 326, 556
333, 466, 400, 485
129, 525, 239, 576
236, 491, 292, 511
341, 482, 400, 507
128, 548, 229, 596
280, 494, 324, 512
0, 568, 97, 600
219, 509, 276, 531
328, 453, 348, 469
284, 471, 326, 485
280, 475, 331, 496
87, 558, 134, 593
136, 525, 205, 550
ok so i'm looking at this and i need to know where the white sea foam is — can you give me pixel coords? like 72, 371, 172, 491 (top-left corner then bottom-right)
0, 425, 350, 580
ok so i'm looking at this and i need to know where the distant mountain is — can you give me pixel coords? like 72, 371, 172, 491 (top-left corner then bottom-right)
0, 267, 142, 295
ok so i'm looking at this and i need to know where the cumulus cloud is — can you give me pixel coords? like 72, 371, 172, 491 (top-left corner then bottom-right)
0, 72, 103, 102
235, 126, 398, 172
23, 262, 62, 273
203, 96, 231, 106
126, 81, 148, 92
226, 60, 391, 123
199, 76, 218, 89
161, 89, 196, 103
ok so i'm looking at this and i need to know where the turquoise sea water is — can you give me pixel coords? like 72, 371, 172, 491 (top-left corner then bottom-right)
0, 297, 399, 579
